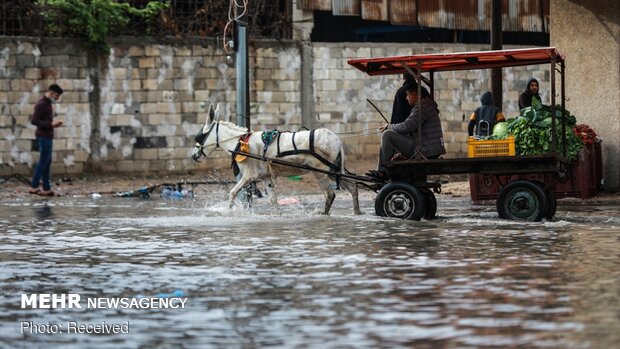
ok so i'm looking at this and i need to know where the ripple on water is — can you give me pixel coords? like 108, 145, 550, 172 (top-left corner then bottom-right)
0, 197, 618, 348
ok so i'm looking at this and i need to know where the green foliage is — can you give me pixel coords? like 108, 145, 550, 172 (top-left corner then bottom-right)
503, 101, 583, 160
37, 0, 169, 53
519, 103, 577, 127
507, 115, 583, 161
491, 121, 510, 139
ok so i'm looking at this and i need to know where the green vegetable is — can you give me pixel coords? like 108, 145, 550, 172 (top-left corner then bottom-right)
508, 115, 583, 161
492, 122, 510, 139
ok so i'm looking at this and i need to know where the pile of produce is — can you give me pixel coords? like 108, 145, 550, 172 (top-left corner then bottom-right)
574, 124, 597, 145
490, 99, 593, 161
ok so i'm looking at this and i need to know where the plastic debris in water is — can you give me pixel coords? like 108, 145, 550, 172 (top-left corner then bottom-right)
117, 187, 150, 199
91, 193, 102, 199
287, 175, 302, 181
278, 197, 300, 205
160, 186, 193, 200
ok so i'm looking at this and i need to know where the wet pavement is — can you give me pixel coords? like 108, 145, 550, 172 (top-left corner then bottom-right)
1, 192, 619, 349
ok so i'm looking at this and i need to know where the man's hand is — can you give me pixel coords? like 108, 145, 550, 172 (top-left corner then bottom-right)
379, 123, 388, 132
52, 120, 63, 128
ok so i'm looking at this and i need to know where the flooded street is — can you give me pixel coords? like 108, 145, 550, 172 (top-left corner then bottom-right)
1, 193, 619, 349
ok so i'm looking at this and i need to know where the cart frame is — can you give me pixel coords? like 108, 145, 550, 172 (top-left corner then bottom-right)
348, 47, 570, 221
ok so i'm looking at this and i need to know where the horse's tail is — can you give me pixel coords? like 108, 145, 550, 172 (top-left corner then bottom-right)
339, 142, 346, 176
335, 142, 347, 189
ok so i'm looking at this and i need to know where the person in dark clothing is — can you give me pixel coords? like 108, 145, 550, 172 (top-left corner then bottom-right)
518, 77, 541, 109
468, 91, 506, 137
390, 73, 414, 124
29, 84, 63, 196
367, 84, 446, 179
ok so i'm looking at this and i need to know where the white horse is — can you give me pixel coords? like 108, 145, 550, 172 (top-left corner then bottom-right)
191, 105, 361, 215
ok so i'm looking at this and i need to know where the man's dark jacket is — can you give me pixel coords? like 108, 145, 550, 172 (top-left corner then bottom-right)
518, 77, 541, 109
389, 98, 446, 158
31, 96, 54, 138
391, 85, 413, 124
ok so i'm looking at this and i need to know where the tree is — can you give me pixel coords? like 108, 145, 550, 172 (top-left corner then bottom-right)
37, 0, 169, 53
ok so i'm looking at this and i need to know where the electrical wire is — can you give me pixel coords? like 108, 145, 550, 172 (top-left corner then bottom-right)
223, 0, 249, 53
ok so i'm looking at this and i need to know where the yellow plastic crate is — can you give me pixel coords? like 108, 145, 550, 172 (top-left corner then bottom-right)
467, 136, 515, 158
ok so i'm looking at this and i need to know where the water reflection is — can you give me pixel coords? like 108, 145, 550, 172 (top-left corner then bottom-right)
0, 197, 618, 348
33, 203, 53, 220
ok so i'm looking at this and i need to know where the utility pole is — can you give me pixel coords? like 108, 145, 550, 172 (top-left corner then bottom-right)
491, 0, 503, 110
234, 2, 254, 202
234, 2, 250, 129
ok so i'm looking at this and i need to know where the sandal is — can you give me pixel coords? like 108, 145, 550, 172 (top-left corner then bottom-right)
38, 190, 56, 197
28, 188, 40, 194
365, 170, 388, 181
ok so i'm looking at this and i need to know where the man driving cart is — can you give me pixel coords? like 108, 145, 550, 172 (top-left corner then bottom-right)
366, 81, 446, 181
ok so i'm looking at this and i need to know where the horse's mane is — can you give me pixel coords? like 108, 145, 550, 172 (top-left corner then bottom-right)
219, 121, 249, 133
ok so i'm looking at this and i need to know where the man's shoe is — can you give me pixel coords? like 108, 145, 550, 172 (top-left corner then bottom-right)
365, 170, 387, 181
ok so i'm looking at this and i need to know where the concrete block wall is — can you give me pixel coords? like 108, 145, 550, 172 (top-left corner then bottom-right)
0, 39, 91, 175
0, 38, 303, 176
95, 41, 229, 174
551, 0, 619, 190
1, 37, 551, 177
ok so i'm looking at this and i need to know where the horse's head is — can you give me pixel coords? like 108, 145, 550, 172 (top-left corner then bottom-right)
191, 103, 220, 162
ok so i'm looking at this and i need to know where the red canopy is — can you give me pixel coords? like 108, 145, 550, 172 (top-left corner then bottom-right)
347, 47, 564, 76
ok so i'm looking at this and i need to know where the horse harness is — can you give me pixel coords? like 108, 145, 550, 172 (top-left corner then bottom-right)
275, 130, 341, 173
194, 122, 220, 157
230, 129, 342, 173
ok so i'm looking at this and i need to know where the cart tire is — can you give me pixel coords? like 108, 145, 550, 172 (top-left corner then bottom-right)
497, 180, 548, 222
422, 190, 437, 220
375, 182, 425, 220
532, 182, 558, 220
544, 189, 557, 220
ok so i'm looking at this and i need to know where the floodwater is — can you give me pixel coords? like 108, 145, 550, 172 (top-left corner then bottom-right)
1, 192, 619, 349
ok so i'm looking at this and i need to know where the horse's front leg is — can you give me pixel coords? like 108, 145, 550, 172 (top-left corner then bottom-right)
228, 174, 253, 209
265, 165, 281, 213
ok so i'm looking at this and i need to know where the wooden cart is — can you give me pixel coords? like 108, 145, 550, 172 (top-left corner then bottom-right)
348, 47, 571, 221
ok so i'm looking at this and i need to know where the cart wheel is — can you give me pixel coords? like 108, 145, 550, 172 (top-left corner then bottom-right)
533, 182, 557, 220
497, 180, 548, 222
421, 189, 437, 219
375, 182, 425, 220
544, 188, 557, 220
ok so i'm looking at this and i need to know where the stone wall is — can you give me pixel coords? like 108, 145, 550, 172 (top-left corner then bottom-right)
551, 0, 619, 190
0, 37, 551, 177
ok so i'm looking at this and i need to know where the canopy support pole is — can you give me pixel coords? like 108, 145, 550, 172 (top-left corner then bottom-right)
491, 0, 503, 110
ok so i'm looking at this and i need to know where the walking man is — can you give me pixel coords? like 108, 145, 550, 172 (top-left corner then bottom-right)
29, 84, 63, 196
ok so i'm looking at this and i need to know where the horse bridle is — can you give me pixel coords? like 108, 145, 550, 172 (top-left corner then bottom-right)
195, 121, 220, 157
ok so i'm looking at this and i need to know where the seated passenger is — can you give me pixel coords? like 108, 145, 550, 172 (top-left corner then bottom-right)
468, 91, 505, 137
518, 77, 541, 109
367, 82, 446, 180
